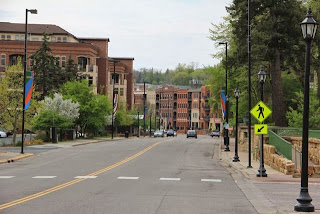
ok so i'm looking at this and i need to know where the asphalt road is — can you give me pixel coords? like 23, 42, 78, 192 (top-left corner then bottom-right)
0, 135, 257, 214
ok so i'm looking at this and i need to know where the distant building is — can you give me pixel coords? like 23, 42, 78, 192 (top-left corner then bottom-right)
0, 22, 134, 109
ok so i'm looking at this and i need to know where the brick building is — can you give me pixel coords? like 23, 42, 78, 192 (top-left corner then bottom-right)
0, 22, 134, 109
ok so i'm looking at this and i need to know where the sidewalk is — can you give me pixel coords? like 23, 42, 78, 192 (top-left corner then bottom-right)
0, 137, 123, 164
220, 137, 320, 214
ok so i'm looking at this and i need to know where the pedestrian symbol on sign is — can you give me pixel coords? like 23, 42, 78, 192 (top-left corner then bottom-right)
257, 104, 264, 119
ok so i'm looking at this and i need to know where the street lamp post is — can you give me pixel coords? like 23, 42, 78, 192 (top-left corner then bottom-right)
219, 42, 230, 152
21, 8, 37, 154
110, 60, 119, 140
149, 113, 152, 137
143, 81, 146, 137
257, 67, 267, 177
233, 87, 240, 162
294, 7, 318, 212
247, 0, 253, 168
137, 110, 140, 137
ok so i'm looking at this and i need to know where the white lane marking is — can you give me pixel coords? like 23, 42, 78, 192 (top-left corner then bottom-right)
160, 178, 181, 181
117, 176, 139, 180
32, 176, 57, 179
201, 179, 222, 182
74, 176, 97, 179
0, 176, 15, 179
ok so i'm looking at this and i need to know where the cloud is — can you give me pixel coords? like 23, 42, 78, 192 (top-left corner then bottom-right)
1, 0, 230, 71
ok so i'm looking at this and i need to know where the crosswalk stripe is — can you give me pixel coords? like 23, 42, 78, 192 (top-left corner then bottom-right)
201, 179, 222, 182
159, 178, 181, 181
74, 176, 97, 179
32, 176, 56, 179
117, 176, 139, 180
0, 176, 15, 179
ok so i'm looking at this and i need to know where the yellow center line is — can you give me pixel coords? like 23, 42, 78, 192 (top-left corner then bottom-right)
0, 139, 172, 211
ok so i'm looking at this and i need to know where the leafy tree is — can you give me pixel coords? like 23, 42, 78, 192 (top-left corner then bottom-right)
44, 93, 80, 122
0, 60, 41, 144
61, 81, 111, 136
115, 101, 134, 128
30, 33, 61, 99
32, 110, 72, 134
286, 90, 320, 128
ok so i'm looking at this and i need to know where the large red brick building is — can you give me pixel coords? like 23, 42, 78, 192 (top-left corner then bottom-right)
0, 22, 134, 109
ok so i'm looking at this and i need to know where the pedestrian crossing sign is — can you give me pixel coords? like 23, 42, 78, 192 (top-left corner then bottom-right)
254, 124, 268, 135
250, 101, 272, 123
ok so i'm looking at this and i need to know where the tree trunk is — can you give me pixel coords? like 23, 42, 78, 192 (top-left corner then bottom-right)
270, 48, 286, 126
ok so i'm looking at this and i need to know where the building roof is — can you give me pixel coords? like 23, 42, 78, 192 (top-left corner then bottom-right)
0, 22, 72, 35
78, 37, 110, 42
110, 57, 135, 60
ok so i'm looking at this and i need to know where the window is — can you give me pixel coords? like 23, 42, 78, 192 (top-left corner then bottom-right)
63, 37, 67, 42
15, 35, 19, 40
1, 35, 5, 40
56, 57, 60, 66
52, 36, 56, 42
88, 76, 93, 85
1, 54, 5, 66
6, 35, 11, 40
32, 37, 39, 41
27, 35, 30, 41
120, 88, 124, 96
20, 35, 24, 40
78, 57, 87, 70
61, 56, 66, 67
112, 74, 119, 84
57, 37, 61, 42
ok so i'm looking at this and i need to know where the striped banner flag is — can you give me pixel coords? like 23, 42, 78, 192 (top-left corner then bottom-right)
24, 71, 34, 110
144, 107, 148, 122
220, 88, 226, 119
113, 94, 119, 116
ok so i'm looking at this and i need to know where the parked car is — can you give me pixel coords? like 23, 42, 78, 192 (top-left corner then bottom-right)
166, 129, 175, 137
174, 130, 177, 136
0, 128, 12, 136
187, 130, 197, 138
210, 130, 220, 138
154, 130, 164, 138
0, 130, 7, 138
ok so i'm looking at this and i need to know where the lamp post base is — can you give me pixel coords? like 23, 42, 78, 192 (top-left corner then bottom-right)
232, 155, 240, 162
294, 188, 314, 212
256, 167, 267, 177
247, 166, 253, 168
224, 136, 230, 151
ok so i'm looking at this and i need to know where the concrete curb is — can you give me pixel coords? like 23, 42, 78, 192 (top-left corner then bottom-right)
0, 153, 34, 164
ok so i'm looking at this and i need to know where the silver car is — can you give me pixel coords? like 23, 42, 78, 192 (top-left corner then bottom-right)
154, 130, 164, 138
0, 130, 7, 138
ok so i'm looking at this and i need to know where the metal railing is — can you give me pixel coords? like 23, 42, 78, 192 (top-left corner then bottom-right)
268, 130, 292, 160
268, 129, 302, 169
270, 127, 320, 139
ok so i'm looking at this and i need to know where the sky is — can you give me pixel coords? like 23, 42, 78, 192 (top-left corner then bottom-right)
1, 0, 231, 72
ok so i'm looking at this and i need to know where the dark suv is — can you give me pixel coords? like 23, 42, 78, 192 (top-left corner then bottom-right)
187, 130, 197, 138
167, 129, 175, 137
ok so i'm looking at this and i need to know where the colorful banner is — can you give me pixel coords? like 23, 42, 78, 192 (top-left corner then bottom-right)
24, 71, 34, 110
220, 88, 226, 119
113, 94, 119, 116
144, 107, 148, 122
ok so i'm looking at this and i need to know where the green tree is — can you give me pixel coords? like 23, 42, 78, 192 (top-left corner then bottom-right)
30, 33, 61, 99
0, 60, 41, 144
61, 81, 112, 136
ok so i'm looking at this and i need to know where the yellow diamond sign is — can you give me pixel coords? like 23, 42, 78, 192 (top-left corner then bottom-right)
250, 101, 272, 123
254, 124, 268, 135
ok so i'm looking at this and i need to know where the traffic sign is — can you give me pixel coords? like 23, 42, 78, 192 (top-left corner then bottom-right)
254, 124, 268, 135
250, 101, 272, 123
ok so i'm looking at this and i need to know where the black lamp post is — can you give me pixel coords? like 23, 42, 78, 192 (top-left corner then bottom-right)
257, 66, 267, 177
294, 7, 318, 212
219, 42, 230, 152
149, 113, 152, 137
137, 110, 140, 138
143, 81, 146, 137
21, 8, 37, 154
110, 60, 119, 140
233, 87, 240, 162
